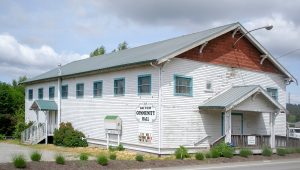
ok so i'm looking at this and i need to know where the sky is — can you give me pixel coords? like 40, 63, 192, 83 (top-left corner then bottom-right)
0, 0, 300, 104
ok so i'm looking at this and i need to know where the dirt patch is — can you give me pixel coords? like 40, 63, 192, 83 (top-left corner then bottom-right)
1, 153, 300, 170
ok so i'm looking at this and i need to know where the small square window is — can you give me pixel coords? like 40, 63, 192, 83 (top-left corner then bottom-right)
174, 75, 192, 96
114, 78, 125, 96
76, 83, 84, 98
267, 88, 278, 101
206, 81, 212, 90
38, 88, 43, 99
93, 81, 103, 97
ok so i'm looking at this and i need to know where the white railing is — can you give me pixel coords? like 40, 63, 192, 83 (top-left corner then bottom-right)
21, 123, 46, 144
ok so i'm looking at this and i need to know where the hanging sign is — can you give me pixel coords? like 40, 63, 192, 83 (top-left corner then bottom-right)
247, 136, 256, 145
136, 103, 156, 122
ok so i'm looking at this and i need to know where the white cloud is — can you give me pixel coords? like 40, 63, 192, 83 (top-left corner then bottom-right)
0, 33, 88, 81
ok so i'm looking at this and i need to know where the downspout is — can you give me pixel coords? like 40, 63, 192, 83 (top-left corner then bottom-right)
57, 64, 62, 127
150, 61, 163, 155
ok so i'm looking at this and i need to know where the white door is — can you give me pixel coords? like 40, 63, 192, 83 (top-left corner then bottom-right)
48, 111, 57, 135
231, 114, 243, 135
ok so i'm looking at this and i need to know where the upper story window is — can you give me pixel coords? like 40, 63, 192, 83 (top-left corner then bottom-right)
267, 88, 278, 101
174, 75, 193, 96
76, 83, 84, 98
114, 78, 125, 96
61, 85, 68, 99
38, 88, 43, 99
206, 80, 212, 91
138, 75, 151, 95
49, 86, 55, 100
28, 89, 33, 100
93, 81, 103, 97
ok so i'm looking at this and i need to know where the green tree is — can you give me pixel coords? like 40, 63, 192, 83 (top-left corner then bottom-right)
90, 45, 105, 57
117, 41, 128, 51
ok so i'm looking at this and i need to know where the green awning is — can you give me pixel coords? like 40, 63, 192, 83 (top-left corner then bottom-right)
30, 100, 58, 111
104, 115, 119, 120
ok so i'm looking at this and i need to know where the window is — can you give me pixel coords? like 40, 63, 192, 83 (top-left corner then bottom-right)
49, 86, 55, 100
61, 85, 68, 99
93, 81, 103, 97
38, 88, 43, 99
76, 83, 84, 98
138, 75, 151, 95
206, 80, 212, 90
174, 75, 192, 96
28, 89, 33, 100
267, 88, 278, 101
114, 78, 125, 96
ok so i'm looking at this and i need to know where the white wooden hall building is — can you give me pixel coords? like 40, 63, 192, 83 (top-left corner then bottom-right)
23, 22, 297, 154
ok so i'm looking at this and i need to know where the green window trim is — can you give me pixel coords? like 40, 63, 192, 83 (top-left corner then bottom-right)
266, 87, 278, 101
49, 86, 55, 100
221, 112, 243, 136
137, 74, 151, 95
174, 75, 193, 96
114, 77, 125, 96
93, 81, 103, 98
76, 83, 84, 98
61, 85, 68, 99
38, 88, 43, 100
28, 89, 33, 100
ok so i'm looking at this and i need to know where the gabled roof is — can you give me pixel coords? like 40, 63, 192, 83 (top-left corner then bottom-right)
199, 85, 285, 112
25, 22, 297, 84
30, 100, 58, 111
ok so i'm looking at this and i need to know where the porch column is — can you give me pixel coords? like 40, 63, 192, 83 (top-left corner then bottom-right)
45, 111, 48, 144
224, 110, 232, 144
269, 112, 275, 148
57, 77, 61, 128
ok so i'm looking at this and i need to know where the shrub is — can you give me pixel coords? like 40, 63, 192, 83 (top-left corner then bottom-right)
109, 153, 117, 160
55, 154, 65, 165
276, 148, 286, 156
0, 134, 5, 140
175, 146, 190, 160
211, 149, 220, 158
286, 148, 296, 154
239, 148, 253, 158
117, 144, 125, 151
195, 152, 205, 160
12, 154, 26, 169
135, 154, 144, 162
213, 142, 234, 157
53, 122, 88, 147
223, 148, 234, 158
79, 153, 89, 161
97, 155, 108, 166
205, 152, 212, 158
108, 145, 116, 152
30, 151, 42, 161
262, 147, 272, 157
295, 148, 300, 153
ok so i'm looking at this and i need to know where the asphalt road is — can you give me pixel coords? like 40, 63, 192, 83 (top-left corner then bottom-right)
154, 158, 300, 170
0, 143, 76, 163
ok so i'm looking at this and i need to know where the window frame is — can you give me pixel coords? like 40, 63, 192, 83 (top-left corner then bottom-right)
76, 83, 84, 98
28, 89, 33, 100
38, 88, 43, 100
49, 86, 55, 100
266, 87, 278, 101
93, 80, 103, 98
114, 77, 125, 96
61, 85, 68, 99
174, 75, 193, 97
137, 74, 151, 95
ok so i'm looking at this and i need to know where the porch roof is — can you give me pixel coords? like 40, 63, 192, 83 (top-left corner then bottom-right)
30, 100, 58, 111
198, 85, 285, 112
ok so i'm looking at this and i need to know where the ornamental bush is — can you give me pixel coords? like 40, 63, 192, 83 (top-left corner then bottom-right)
239, 148, 253, 158
175, 146, 190, 160
135, 154, 144, 162
79, 153, 89, 161
205, 151, 212, 158
223, 148, 234, 158
262, 147, 272, 157
55, 154, 65, 165
30, 151, 42, 161
97, 155, 108, 166
211, 149, 220, 158
195, 152, 205, 160
12, 154, 26, 169
276, 148, 286, 156
116, 144, 125, 151
53, 122, 88, 147
109, 153, 117, 160
213, 142, 234, 157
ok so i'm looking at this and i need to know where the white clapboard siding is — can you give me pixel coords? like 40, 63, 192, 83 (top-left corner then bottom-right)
161, 58, 287, 148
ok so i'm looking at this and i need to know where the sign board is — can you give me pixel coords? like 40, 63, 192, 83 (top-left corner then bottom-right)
136, 103, 156, 122
247, 136, 256, 145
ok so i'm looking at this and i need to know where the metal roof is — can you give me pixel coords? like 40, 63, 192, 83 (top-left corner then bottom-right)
24, 22, 297, 84
199, 85, 284, 111
30, 100, 58, 111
